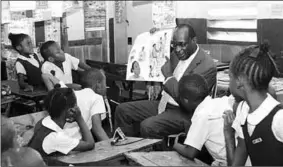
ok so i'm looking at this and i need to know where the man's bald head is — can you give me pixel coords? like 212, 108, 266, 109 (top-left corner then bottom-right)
175, 24, 196, 40
171, 24, 198, 60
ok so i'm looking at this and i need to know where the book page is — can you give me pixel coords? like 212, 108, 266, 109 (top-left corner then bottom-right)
126, 29, 173, 82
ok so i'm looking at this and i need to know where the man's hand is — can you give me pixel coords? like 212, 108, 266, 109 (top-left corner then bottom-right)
23, 85, 34, 92
223, 110, 235, 137
149, 27, 160, 34
161, 56, 173, 79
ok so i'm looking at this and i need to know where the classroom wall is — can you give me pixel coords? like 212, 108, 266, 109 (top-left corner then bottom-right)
66, 9, 85, 41
126, 1, 153, 44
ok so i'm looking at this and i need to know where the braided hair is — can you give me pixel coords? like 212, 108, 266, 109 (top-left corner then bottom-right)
230, 41, 276, 91
8, 33, 29, 53
44, 85, 77, 119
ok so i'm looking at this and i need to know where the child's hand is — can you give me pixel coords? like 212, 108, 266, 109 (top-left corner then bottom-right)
67, 106, 82, 122
24, 85, 34, 92
223, 110, 235, 134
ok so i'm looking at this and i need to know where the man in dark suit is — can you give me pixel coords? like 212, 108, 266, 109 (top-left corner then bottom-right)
115, 24, 217, 139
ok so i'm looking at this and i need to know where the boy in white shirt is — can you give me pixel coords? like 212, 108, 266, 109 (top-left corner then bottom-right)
63, 68, 109, 141
173, 74, 238, 166
40, 41, 91, 90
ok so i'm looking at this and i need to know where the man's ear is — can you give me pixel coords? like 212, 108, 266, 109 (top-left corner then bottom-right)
48, 57, 54, 62
192, 37, 197, 44
16, 45, 21, 52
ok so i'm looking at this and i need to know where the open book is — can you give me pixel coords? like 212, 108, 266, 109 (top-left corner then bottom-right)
126, 29, 173, 82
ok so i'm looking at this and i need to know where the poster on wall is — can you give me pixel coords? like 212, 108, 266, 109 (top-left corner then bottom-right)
152, 1, 176, 29
83, 1, 106, 31
45, 18, 61, 46
126, 29, 173, 82
115, 1, 124, 24
2, 10, 11, 24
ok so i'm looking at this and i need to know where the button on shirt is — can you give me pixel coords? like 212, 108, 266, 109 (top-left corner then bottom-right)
161, 45, 199, 106
63, 88, 107, 140
184, 95, 235, 166
41, 53, 80, 84
232, 93, 283, 142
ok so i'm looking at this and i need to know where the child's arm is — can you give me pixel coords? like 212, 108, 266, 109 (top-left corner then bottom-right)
18, 74, 33, 91
232, 138, 248, 166
91, 114, 109, 141
223, 110, 236, 166
78, 61, 91, 70
71, 106, 95, 152
15, 62, 33, 91
173, 142, 200, 160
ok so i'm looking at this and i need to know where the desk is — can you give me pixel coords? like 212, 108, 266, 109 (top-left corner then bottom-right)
2, 80, 47, 98
2, 80, 47, 111
125, 151, 208, 166
56, 137, 161, 165
1, 95, 20, 116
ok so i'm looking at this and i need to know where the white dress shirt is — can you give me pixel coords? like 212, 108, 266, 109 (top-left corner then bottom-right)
184, 95, 235, 166
63, 88, 107, 140
162, 45, 199, 106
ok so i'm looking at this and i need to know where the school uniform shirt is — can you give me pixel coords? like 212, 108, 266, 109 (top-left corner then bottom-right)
41, 53, 80, 84
184, 95, 235, 166
40, 116, 79, 155
15, 54, 41, 75
15, 54, 44, 87
63, 88, 107, 140
232, 93, 283, 142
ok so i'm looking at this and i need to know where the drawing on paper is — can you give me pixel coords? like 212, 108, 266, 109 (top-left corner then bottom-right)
152, 1, 176, 29
126, 29, 173, 82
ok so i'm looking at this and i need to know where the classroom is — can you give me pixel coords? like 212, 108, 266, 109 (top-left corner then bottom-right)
1, 1, 283, 166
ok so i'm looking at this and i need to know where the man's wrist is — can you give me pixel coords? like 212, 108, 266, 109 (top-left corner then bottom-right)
163, 76, 174, 84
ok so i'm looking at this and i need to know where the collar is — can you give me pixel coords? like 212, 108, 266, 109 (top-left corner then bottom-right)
247, 93, 280, 125
17, 54, 35, 61
192, 95, 212, 120
42, 116, 64, 132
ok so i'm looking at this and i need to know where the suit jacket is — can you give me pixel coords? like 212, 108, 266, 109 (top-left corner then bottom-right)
164, 48, 217, 103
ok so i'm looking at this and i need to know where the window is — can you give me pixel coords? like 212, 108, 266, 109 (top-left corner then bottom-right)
206, 2, 258, 45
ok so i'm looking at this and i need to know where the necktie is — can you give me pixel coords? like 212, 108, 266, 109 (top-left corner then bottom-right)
158, 61, 184, 114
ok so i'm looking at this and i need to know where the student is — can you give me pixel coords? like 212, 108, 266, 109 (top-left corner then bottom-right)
40, 40, 91, 88
1, 116, 46, 167
28, 87, 95, 159
227, 42, 283, 166
63, 68, 109, 141
9, 33, 47, 91
173, 74, 239, 166
223, 86, 277, 166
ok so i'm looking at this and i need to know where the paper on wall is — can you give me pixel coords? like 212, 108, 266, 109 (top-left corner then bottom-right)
152, 1, 176, 29
126, 29, 174, 82
2, 9, 11, 24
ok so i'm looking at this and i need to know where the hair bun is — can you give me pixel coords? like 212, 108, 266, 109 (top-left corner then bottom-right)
54, 84, 61, 89
8, 33, 15, 40
260, 40, 270, 53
